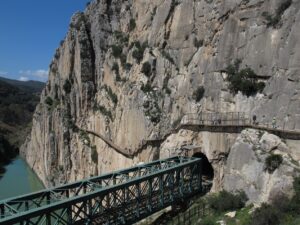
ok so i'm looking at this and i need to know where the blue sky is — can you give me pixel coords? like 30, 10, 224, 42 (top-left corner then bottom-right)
0, 0, 90, 82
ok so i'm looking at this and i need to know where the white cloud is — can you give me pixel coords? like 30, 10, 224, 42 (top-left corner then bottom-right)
0, 71, 8, 76
33, 69, 49, 78
19, 69, 48, 81
19, 76, 29, 81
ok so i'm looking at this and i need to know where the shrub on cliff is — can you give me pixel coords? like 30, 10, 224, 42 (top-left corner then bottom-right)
63, 79, 71, 94
251, 203, 280, 225
45, 96, 53, 106
141, 62, 151, 77
103, 85, 118, 105
226, 59, 265, 96
111, 45, 123, 58
208, 190, 248, 213
129, 18, 136, 31
141, 82, 152, 93
265, 154, 283, 173
193, 86, 205, 102
132, 41, 148, 64
262, 0, 292, 27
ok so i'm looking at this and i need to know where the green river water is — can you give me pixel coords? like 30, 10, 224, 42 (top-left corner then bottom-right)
0, 157, 44, 200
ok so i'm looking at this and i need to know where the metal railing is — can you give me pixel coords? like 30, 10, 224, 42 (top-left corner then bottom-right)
179, 112, 300, 136
0, 156, 203, 225
181, 112, 248, 126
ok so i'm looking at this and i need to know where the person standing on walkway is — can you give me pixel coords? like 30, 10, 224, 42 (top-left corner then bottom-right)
283, 115, 289, 130
272, 117, 277, 129
252, 115, 257, 125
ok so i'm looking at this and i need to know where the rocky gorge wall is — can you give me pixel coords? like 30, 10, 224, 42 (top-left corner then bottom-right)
21, 0, 300, 197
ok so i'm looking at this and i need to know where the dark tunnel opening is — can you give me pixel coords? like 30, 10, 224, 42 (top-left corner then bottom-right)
192, 152, 214, 180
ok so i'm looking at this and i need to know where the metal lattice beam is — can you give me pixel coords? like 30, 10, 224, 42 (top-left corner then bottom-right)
0, 156, 202, 225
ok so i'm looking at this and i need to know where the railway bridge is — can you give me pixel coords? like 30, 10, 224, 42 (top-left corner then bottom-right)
0, 156, 203, 225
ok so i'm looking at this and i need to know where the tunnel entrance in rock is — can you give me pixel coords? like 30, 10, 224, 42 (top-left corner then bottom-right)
192, 152, 214, 183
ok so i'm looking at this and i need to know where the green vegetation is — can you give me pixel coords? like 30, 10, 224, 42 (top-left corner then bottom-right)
161, 50, 175, 64
249, 177, 300, 224
208, 190, 248, 213
111, 63, 126, 82
79, 130, 91, 146
141, 82, 153, 93
193, 86, 205, 102
265, 154, 283, 173
141, 62, 152, 77
226, 59, 265, 97
144, 101, 161, 124
251, 203, 280, 225
44, 96, 59, 112
63, 79, 72, 94
194, 38, 204, 48
162, 191, 250, 225
93, 104, 113, 121
102, 85, 118, 105
262, 0, 292, 27
113, 31, 129, 45
0, 77, 44, 173
124, 63, 132, 71
163, 74, 172, 95
163, 177, 300, 225
129, 18, 136, 31
132, 41, 148, 64
112, 62, 119, 73
63, 109, 76, 131
45, 96, 53, 106
111, 44, 123, 58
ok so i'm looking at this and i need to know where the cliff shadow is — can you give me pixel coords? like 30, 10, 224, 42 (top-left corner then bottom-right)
192, 152, 214, 192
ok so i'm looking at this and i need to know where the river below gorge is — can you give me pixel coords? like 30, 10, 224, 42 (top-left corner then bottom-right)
0, 157, 44, 200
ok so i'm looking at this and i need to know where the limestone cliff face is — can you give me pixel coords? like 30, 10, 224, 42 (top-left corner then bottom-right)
21, 0, 300, 188
224, 129, 300, 204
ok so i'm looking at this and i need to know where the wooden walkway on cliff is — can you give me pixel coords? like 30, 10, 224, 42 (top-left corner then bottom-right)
79, 112, 300, 159
179, 112, 300, 140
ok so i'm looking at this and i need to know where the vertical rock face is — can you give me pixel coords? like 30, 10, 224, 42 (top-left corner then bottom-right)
224, 129, 300, 204
22, 0, 300, 187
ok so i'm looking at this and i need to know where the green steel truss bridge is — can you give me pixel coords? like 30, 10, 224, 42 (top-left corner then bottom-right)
0, 156, 202, 225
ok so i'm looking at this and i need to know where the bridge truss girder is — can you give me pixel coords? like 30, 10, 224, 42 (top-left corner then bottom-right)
0, 157, 202, 225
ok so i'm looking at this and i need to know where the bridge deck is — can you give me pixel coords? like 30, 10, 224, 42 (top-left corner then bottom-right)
0, 156, 202, 225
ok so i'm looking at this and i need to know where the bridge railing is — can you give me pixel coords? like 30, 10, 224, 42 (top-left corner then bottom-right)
0, 156, 202, 225
181, 112, 249, 126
